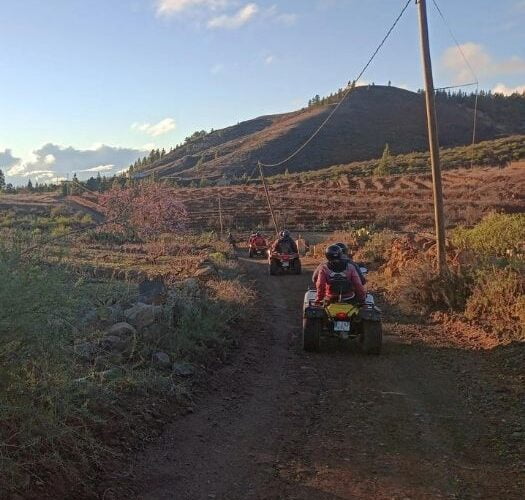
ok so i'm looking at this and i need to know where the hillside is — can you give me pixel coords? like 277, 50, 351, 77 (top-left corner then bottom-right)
140, 86, 525, 180
175, 163, 525, 232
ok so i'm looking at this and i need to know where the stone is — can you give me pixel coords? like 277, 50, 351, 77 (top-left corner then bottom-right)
173, 362, 195, 377
152, 351, 171, 369
194, 266, 218, 281
74, 341, 98, 361
101, 335, 129, 353
124, 302, 162, 331
139, 277, 167, 305
107, 322, 137, 338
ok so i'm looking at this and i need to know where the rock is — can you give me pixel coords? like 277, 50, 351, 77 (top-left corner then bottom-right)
74, 341, 98, 361
101, 335, 129, 353
173, 362, 195, 377
107, 322, 137, 338
194, 266, 218, 281
139, 277, 167, 305
124, 302, 162, 331
152, 351, 171, 369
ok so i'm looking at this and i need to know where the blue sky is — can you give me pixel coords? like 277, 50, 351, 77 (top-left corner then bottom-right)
1, 0, 524, 184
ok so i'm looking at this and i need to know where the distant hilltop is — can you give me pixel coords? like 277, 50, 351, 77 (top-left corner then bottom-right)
135, 85, 525, 181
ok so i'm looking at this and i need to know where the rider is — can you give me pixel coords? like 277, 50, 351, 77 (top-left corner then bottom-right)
312, 242, 366, 285
315, 245, 366, 304
335, 242, 366, 285
250, 231, 267, 248
271, 229, 298, 254
227, 231, 236, 248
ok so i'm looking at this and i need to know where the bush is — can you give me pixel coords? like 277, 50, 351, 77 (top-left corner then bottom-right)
451, 212, 525, 258
465, 268, 524, 342
355, 230, 396, 264
100, 183, 188, 240
395, 259, 473, 314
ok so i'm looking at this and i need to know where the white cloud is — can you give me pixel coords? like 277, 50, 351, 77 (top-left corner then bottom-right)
264, 55, 274, 65
442, 42, 525, 83
0, 149, 22, 173
132, 118, 176, 137
207, 3, 258, 29
492, 83, 525, 95
156, 0, 229, 16
44, 153, 56, 165
22, 169, 55, 177
5, 143, 146, 184
79, 164, 115, 173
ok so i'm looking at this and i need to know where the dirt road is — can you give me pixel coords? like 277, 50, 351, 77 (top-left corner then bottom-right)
129, 257, 523, 499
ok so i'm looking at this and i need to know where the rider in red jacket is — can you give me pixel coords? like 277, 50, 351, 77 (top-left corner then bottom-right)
249, 232, 267, 247
316, 245, 366, 303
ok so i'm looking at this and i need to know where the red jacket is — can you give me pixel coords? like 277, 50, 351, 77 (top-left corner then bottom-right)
249, 235, 267, 247
316, 262, 366, 303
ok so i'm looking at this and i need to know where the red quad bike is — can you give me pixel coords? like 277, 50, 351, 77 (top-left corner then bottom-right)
248, 243, 268, 258
269, 252, 302, 275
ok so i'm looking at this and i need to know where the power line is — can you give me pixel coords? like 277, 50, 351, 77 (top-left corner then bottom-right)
435, 82, 477, 91
259, 0, 412, 169
430, 0, 478, 85
430, 0, 479, 167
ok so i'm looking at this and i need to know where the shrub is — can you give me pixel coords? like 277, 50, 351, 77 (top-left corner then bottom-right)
465, 268, 524, 342
451, 212, 525, 258
395, 259, 473, 314
355, 230, 396, 264
100, 183, 188, 240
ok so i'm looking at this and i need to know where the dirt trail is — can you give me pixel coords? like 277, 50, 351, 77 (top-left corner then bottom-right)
129, 258, 523, 500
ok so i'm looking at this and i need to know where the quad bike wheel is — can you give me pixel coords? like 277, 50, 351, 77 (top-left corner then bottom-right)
294, 259, 302, 275
269, 259, 279, 276
248, 248, 254, 258
361, 320, 382, 355
303, 317, 321, 352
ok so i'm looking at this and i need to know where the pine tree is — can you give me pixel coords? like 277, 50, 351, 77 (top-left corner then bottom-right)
0, 169, 5, 191
374, 144, 393, 176
27, 178, 33, 191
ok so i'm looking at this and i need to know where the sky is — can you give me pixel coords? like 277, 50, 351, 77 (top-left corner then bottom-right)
1, 0, 524, 185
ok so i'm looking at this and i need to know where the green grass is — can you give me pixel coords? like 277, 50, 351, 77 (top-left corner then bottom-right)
0, 227, 253, 497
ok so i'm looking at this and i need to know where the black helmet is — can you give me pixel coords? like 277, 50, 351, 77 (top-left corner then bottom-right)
335, 242, 348, 255
280, 230, 290, 238
325, 244, 342, 261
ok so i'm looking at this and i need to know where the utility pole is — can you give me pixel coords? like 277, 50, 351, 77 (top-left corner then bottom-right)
258, 162, 280, 236
218, 195, 224, 240
417, 0, 447, 273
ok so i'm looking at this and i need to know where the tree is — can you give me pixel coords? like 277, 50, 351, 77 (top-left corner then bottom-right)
374, 144, 393, 176
100, 183, 188, 239
70, 173, 81, 195
27, 178, 33, 191
0, 169, 5, 191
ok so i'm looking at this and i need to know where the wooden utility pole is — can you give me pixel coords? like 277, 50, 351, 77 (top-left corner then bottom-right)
417, 0, 447, 273
218, 195, 224, 240
258, 162, 280, 236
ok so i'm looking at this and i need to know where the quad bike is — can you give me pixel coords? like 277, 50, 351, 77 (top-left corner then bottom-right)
269, 252, 302, 275
302, 266, 382, 353
248, 243, 268, 258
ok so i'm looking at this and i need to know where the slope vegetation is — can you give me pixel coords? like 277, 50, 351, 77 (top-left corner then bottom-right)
143, 86, 523, 180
